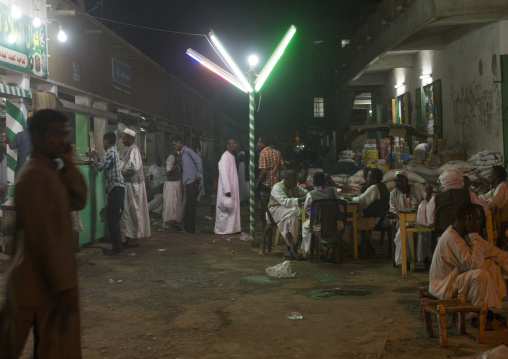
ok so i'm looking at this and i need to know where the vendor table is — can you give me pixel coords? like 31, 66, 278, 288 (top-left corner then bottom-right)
399, 209, 433, 279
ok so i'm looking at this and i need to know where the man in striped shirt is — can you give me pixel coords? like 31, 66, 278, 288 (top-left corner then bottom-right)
86, 132, 125, 255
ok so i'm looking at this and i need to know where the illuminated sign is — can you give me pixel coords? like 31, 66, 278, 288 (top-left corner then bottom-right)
0, 3, 47, 78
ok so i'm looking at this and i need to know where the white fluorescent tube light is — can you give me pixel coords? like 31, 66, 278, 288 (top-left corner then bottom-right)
186, 49, 248, 93
254, 25, 297, 92
394, 82, 405, 89
209, 30, 253, 92
419, 74, 431, 79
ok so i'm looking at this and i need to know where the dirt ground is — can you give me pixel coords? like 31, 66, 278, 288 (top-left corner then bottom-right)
2, 196, 508, 359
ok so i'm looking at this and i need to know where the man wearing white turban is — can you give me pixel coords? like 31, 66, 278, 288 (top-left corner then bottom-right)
119, 128, 151, 247
417, 168, 489, 227
389, 171, 432, 266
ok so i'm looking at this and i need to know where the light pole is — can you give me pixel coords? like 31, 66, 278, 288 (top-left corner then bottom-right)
186, 25, 296, 241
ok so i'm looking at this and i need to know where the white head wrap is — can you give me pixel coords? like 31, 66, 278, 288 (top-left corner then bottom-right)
123, 128, 136, 137
439, 168, 464, 189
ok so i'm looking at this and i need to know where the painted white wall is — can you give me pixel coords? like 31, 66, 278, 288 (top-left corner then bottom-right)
373, 21, 507, 158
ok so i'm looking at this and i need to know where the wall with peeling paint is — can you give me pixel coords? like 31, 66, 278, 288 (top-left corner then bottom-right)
372, 21, 508, 158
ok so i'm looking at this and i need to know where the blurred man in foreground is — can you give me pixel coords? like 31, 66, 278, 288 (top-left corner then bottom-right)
0, 109, 87, 358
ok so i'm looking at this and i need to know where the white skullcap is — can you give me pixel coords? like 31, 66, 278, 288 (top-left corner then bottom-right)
395, 170, 409, 179
238, 151, 245, 156
123, 128, 136, 137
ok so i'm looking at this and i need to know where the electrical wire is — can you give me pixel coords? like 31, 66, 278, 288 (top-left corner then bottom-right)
205, 35, 236, 76
81, 13, 207, 37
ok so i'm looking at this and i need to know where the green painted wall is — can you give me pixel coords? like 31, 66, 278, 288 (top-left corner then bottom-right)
502, 55, 508, 167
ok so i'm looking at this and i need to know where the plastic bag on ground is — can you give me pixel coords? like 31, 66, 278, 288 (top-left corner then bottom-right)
266, 260, 296, 278
467, 345, 508, 359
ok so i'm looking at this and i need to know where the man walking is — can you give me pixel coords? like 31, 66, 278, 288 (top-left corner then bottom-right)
215, 139, 241, 234
120, 128, 151, 247
0, 109, 87, 358
171, 135, 203, 233
86, 132, 125, 255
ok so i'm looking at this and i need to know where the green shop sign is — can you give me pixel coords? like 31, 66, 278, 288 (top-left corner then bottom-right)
0, 3, 47, 78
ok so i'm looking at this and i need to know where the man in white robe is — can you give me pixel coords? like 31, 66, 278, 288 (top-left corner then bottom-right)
163, 150, 184, 231
120, 128, 151, 247
418, 168, 489, 226
214, 139, 241, 234
268, 170, 307, 259
389, 170, 431, 266
430, 202, 508, 328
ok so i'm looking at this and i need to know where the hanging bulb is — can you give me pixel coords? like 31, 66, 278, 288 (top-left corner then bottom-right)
33, 15, 41, 27
7, 33, 16, 44
58, 25, 67, 42
11, 5, 21, 19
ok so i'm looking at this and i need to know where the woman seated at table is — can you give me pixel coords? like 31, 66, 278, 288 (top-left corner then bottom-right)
389, 170, 432, 267
301, 172, 343, 262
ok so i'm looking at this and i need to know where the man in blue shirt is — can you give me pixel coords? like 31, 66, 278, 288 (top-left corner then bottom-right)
172, 135, 203, 233
86, 132, 125, 255
7, 116, 33, 177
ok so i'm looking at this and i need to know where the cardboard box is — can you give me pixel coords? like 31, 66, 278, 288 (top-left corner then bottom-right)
365, 139, 377, 144
363, 150, 379, 163
363, 144, 377, 151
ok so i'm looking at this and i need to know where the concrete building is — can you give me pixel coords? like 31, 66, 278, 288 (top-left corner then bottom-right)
337, 0, 508, 162
0, 0, 243, 244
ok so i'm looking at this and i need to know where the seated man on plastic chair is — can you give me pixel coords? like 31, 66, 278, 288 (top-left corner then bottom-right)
268, 170, 307, 260
429, 202, 508, 330
353, 168, 390, 257
301, 172, 341, 262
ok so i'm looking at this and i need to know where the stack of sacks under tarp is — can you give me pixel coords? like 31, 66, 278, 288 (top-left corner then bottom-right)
403, 164, 440, 183
348, 169, 365, 187
383, 169, 425, 192
467, 150, 503, 169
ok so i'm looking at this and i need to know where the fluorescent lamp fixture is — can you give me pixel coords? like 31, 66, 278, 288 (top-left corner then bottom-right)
254, 25, 297, 92
209, 30, 252, 92
11, 5, 21, 19
186, 48, 248, 93
419, 74, 431, 79
248, 55, 258, 68
58, 26, 67, 42
33, 16, 41, 27
394, 82, 405, 89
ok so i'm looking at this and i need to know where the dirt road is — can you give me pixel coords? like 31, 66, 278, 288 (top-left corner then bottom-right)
3, 199, 508, 358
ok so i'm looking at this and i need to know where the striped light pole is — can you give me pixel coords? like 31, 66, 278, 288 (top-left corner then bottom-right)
6, 98, 28, 183
186, 25, 297, 242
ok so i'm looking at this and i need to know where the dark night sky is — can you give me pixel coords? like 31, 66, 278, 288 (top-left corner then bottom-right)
73, 0, 380, 141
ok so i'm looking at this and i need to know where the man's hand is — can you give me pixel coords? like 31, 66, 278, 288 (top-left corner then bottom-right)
61, 143, 75, 167
195, 176, 201, 182
225, 192, 231, 197
85, 150, 99, 162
